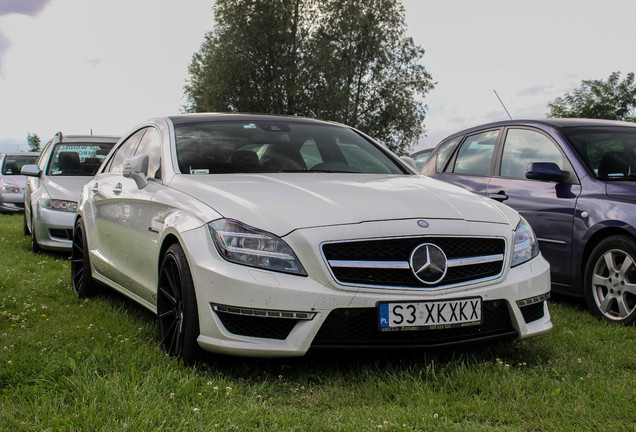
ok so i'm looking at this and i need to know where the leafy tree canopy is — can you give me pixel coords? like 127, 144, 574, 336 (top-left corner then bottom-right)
27, 133, 40, 152
184, 0, 434, 153
547, 71, 636, 122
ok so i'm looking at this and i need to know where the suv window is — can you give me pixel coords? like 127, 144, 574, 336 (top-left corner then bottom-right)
134, 127, 162, 179
500, 129, 564, 179
452, 130, 498, 175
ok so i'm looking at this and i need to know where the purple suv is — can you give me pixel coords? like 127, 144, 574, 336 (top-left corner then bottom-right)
421, 118, 636, 324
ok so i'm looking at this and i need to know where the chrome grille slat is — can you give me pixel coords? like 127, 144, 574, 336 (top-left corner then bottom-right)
321, 236, 506, 289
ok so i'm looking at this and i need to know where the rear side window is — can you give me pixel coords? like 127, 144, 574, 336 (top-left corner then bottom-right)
436, 137, 461, 173
451, 130, 499, 175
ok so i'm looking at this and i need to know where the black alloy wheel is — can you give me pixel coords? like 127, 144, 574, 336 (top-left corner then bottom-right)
157, 243, 204, 364
71, 219, 99, 297
584, 235, 636, 325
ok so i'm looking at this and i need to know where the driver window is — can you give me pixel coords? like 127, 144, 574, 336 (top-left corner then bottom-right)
134, 127, 162, 180
108, 129, 146, 174
500, 129, 564, 179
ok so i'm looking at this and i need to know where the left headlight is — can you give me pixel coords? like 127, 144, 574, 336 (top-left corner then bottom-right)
1, 183, 20, 193
511, 216, 539, 267
208, 219, 307, 276
40, 198, 78, 213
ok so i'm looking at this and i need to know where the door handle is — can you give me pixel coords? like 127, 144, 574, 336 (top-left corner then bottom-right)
113, 183, 123, 195
488, 190, 509, 202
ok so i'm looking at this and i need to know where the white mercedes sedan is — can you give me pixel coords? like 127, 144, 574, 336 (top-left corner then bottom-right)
72, 113, 552, 362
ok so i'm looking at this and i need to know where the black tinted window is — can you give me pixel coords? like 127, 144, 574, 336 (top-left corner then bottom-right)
2, 154, 39, 175
174, 120, 405, 175
563, 126, 636, 180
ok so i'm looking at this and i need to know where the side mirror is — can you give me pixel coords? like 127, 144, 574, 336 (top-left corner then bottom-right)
21, 164, 41, 177
123, 154, 149, 189
399, 156, 417, 172
525, 162, 566, 182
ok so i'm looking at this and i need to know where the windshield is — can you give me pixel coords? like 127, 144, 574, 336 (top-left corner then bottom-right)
46, 142, 115, 176
1, 154, 39, 175
563, 126, 636, 180
174, 120, 406, 175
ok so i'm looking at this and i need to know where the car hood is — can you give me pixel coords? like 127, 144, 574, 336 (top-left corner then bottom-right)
169, 174, 511, 236
0, 174, 27, 188
43, 176, 92, 201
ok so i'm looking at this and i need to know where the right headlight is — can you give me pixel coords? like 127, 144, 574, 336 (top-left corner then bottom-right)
208, 218, 307, 276
511, 216, 539, 267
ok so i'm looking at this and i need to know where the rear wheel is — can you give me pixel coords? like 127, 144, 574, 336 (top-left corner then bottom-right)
71, 219, 99, 297
584, 235, 636, 325
157, 243, 204, 364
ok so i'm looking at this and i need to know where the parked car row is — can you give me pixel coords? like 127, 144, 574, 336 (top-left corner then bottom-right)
6, 113, 557, 362
12, 115, 632, 361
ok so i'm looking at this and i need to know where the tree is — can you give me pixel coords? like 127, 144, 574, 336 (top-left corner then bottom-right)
184, 0, 434, 154
27, 133, 41, 152
547, 71, 636, 122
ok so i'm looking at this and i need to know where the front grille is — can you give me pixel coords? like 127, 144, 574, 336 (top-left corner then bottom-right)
49, 229, 73, 240
216, 312, 298, 340
322, 237, 505, 289
311, 300, 516, 348
520, 301, 545, 323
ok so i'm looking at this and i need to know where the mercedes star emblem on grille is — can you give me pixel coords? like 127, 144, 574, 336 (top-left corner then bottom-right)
409, 243, 448, 284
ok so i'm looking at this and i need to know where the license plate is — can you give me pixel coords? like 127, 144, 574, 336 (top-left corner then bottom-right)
378, 298, 482, 331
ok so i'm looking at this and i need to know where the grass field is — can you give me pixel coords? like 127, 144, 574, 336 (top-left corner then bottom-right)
0, 213, 634, 431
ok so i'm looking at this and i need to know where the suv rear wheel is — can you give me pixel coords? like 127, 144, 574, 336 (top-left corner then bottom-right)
584, 235, 636, 325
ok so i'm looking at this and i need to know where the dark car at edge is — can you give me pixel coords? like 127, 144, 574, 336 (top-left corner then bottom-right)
420, 118, 636, 324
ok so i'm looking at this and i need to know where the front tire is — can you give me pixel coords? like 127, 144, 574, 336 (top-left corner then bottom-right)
30, 215, 40, 253
23, 211, 30, 235
157, 243, 204, 364
584, 235, 636, 325
71, 219, 99, 297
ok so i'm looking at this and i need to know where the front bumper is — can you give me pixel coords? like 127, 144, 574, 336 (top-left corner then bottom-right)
182, 219, 552, 358
0, 191, 25, 212
32, 205, 75, 251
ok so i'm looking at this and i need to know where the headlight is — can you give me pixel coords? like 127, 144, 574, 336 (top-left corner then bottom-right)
208, 219, 307, 276
1, 183, 20, 193
40, 198, 78, 213
511, 216, 539, 267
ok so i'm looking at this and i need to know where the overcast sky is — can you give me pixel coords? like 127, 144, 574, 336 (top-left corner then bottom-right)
1, 0, 635, 153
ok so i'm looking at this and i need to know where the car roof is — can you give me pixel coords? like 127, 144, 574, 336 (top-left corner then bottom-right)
58, 135, 120, 142
1, 152, 40, 156
441, 118, 636, 142
167, 112, 345, 127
